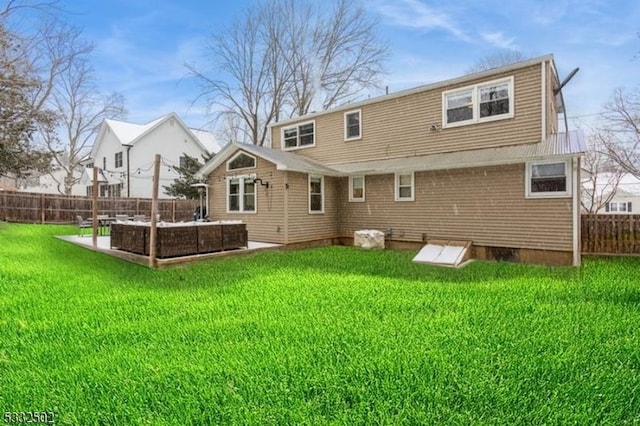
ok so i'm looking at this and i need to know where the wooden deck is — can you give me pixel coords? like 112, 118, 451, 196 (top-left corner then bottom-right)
57, 235, 281, 268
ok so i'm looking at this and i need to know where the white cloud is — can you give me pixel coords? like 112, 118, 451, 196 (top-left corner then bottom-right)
373, 0, 472, 42
480, 32, 518, 50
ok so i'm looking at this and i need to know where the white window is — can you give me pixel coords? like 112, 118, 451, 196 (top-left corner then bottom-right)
227, 176, 256, 213
227, 151, 256, 170
608, 202, 631, 213
526, 159, 572, 198
443, 76, 514, 128
349, 176, 365, 202
344, 110, 361, 140
282, 120, 315, 150
179, 155, 188, 169
115, 152, 123, 168
309, 175, 324, 213
395, 172, 414, 202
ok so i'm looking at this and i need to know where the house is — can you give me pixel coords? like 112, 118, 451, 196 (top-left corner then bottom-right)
197, 55, 585, 266
81, 113, 221, 198
582, 172, 640, 214
14, 168, 86, 196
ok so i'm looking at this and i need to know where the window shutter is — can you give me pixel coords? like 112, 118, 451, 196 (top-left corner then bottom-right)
628, 202, 632, 213
605, 203, 609, 212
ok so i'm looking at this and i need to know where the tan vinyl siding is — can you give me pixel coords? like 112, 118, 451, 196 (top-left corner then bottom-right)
546, 61, 559, 134
272, 64, 544, 165
284, 172, 339, 244
207, 155, 286, 244
338, 164, 573, 251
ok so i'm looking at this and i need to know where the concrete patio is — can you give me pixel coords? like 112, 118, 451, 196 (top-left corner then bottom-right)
57, 234, 281, 268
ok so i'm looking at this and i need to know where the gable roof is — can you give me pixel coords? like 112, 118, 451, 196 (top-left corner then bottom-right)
588, 173, 640, 197
90, 113, 219, 158
197, 142, 343, 179
198, 131, 585, 180
270, 54, 556, 129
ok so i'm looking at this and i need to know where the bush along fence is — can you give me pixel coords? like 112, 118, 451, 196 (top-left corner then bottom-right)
581, 214, 640, 255
0, 191, 199, 224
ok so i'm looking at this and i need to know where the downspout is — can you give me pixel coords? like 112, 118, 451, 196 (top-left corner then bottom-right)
124, 144, 133, 197
573, 156, 581, 266
284, 171, 289, 245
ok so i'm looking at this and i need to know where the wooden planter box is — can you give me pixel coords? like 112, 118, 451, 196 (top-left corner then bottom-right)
223, 224, 248, 250
111, 222, 246, 258
111, 224, 149, 255
157, 226, 198, 258
197, 224, 222, 253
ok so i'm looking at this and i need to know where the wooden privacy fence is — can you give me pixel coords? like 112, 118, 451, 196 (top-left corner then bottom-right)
0, 191, 199, 224
581, 214, 640, 254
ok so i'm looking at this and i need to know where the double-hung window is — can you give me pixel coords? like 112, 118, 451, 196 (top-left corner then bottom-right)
344, 110, 361, 140
395, 172, 414, 202
443, 77, 514, 128
282, 121, 315, 150
349, 176, 365, 202
115, 152, 123, 168
309, 175, 324, 213
228, 176, 256, 213
526, 159, 572, 198
607, 201, 632, 213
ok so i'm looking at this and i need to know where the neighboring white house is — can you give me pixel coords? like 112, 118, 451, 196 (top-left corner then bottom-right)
582, 172, 640, 214
80, 113, 221, 198
16, 168, 85, 196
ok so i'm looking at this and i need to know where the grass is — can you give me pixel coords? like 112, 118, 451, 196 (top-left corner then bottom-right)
1, 223, 639, 425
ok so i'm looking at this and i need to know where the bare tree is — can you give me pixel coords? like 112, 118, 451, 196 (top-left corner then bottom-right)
581, 130, 623, 214
4, 12, 127, 194
467, 50, 527, 73
187, 4, 284, 147
42, 55, 126, 194
601, 87, 640, 178
189, 0, 388, 145
0, 23, 54, 179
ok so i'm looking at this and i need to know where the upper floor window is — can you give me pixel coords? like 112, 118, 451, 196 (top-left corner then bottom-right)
227, 151, 256, 170
443, 76, 514, 128
179, 156, 188, 169
115, 151, 123, 168
349, 176, 365, 202
344, 110, 361, 140
395, 172, 414, 202
86, 162, 94, 169
282, 121, 315, 150
309, 175, 324, 213
526, 159, 572, 198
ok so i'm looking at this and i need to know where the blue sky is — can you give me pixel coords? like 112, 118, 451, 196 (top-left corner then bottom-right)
53, 0, 639, 133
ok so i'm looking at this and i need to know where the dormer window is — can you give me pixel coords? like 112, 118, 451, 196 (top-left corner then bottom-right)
443, 76, 514, 128
227, 151, 256, 171
282, 120, 315, 150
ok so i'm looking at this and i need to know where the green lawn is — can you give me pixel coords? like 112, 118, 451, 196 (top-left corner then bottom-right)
1, 223, 639, 425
